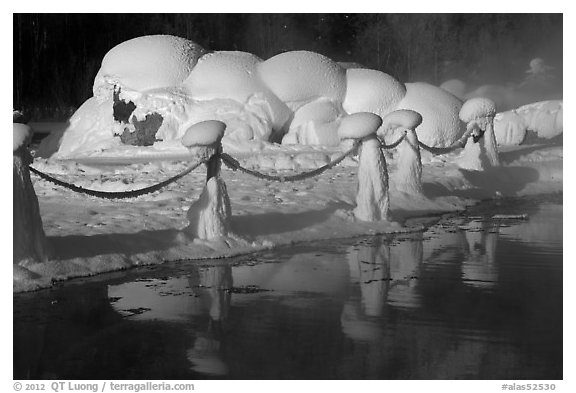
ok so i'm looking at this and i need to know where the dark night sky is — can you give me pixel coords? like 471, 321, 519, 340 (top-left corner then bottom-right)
13, 13, 563, 119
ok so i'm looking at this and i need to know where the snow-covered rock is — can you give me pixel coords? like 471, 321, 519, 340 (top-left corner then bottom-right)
93, 35, 205, 96
282, 99, 343, 145
439, 79, 468, 100
343, 69, 406, 118
395, 82, 465, 147
258, 50, 347, 110
183, 51, 291, 130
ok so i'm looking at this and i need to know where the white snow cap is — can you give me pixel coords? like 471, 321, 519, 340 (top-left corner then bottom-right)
459, 97, 497, 123
258, 50, 347, 106
94, 35, 206, 92
13, 123, 32, 152
182, 120, 227, 147
338, 112, 383, 140
381, 109, 422, 131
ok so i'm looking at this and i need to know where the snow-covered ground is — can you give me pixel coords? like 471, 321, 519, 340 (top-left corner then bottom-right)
14, 134, 562, 293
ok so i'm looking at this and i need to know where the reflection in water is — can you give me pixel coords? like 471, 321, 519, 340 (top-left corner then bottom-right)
460, 220, 499, 288
13, 198, 563, 379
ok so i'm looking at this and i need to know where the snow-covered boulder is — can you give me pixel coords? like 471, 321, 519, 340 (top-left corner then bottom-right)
258, 50, 347, 110
282, 99, 343, 145
14, 123, 49, 265
183, 51, 291, 130
395, 82, 465, 147
343, 69, 406, 118
439, 79, 468, 100
93, 35, 205, 96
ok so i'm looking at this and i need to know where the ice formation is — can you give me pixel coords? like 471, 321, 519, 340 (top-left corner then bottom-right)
338, 113, 389, 222
13, 123, 49, 265
182, 121, 232, 239
381, 110, 424, 196
457, 97, 499, 171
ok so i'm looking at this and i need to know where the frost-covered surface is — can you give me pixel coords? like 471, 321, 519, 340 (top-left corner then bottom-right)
460, 97, 496, 122
181, 120, 226, 147
282, 99, 343, 146
380, 109, 422, 131
13, 123, 32, 151
395, 82, 464, 147
14, 132, 562, 292
393, 130, 423, 196
338, 112, 382, 140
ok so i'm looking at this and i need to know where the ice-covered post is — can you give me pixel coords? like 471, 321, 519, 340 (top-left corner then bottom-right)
181, 120, 232, 240
458, 98, 500, 171
338, 112, 389, 222
13, 123, 50, 265
380, 110, 424, 196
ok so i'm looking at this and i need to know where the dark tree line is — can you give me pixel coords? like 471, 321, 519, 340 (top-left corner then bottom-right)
13, 14, 562, 120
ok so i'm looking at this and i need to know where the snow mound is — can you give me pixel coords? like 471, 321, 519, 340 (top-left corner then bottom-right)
13, 123, 32, 152
182, 120, 226, 147
338, 112, 382, 140
343, 69, 406, 117
493, 100, 563, 145
53, 96, 119, 158
439, 79, 467, 100
460, 97, 496, 122
381, 109, 422, 131
183, 51, 291, 130
93, 35, 206, 94
258, 51, 347, 109
282, 99, 343, 145
465, 84, 516, 112
396, 82, 464, 147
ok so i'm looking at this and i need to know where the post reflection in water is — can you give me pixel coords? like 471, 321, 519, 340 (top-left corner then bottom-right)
13, 198, 563, 379
459, 220, 499, 288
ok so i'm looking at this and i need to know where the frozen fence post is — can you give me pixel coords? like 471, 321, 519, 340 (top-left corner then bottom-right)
338, 112, 389, 222
181, 120, 231, 240
458, 97, 500, 171
380, 110, 424, 196
13, 123, 49, 265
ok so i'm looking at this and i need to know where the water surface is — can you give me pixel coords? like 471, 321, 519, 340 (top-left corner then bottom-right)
14, 194, 562, 379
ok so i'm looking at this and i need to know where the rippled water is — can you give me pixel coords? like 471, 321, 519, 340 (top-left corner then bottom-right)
13, 194, 562, 380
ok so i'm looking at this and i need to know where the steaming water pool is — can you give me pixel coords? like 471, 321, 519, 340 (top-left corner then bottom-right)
13, 194, 562, 380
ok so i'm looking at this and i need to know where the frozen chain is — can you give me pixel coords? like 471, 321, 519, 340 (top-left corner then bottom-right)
220, 141, 360, 182
29, 157, 207, 199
